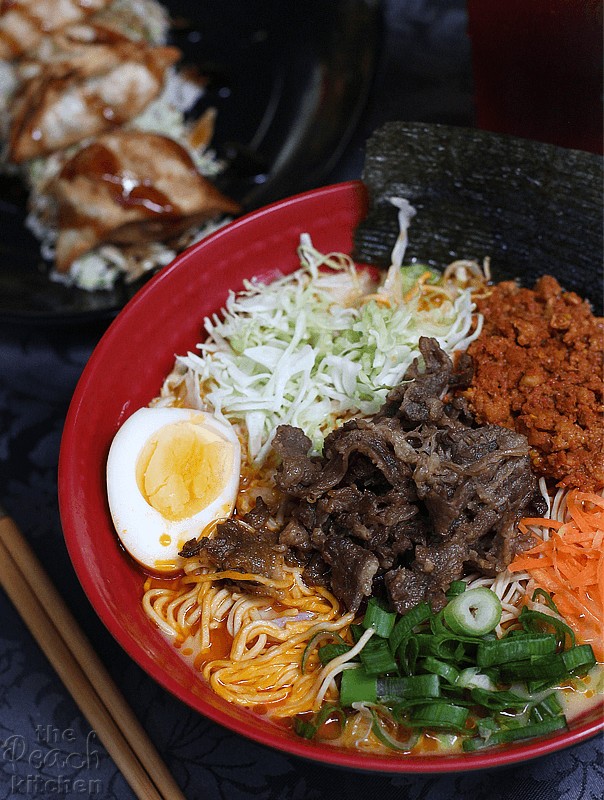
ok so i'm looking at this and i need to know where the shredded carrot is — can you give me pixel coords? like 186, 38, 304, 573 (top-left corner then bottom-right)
521, 518, 564, 529
509, 489, 604, 661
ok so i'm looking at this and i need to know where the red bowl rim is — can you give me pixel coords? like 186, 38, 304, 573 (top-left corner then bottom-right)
59, 180, 604, 773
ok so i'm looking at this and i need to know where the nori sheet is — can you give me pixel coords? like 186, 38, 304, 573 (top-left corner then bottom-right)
352, 122, 603, 314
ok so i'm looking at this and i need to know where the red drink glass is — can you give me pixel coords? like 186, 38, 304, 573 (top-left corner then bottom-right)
466, 0, 603, 153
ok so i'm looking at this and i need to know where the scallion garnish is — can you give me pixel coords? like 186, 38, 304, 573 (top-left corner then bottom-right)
529, 693, 563, 724
301, 630, 348, 673
339, 668, 378, 707
456, 667, 497, 692
360, 637, 399, 676
377, 673, 441, 701
463, 716, 567, 751
421, 656, 460, 685
362, 597, 397, 638
298, 587, 596, 751
446, 581, 467, 598
293, 716, 318, 740
477, 633, 558, 667
469, 687, 529, 711
519, 606, 575, 649
499, 653, 569, 683
562, 643, 596, 674
421, 633, 474, 663
396, 634, 420, 676
408, 702, 469, 731
531, 588, 561, 615
443, 587, 502, 637
317, 643, 354, 667
430, 608, 449, 636
293, 704, 342, 739
389, 601, 432, 654
368, 706, 419, 751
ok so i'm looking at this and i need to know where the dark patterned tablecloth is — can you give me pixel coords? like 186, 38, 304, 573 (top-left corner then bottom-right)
1, 2, 602, 798
1, 314, 603, 797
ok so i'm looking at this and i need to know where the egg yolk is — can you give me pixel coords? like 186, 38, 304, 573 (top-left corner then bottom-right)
135, 420, 235, 521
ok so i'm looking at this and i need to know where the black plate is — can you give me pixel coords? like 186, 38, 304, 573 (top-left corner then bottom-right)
0, 0, 381, 323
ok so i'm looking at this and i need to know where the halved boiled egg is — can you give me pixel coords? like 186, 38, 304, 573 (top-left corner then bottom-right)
106, 407, 241, 575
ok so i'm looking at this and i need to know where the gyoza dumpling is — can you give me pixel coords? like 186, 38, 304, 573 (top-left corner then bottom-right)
8, 35, 180, 163
0, 0, 110, 60
16, 22, 154, 82
47, 129, 241, 271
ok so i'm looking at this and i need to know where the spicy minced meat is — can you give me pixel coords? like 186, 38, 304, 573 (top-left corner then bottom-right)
460, 275, 603, 491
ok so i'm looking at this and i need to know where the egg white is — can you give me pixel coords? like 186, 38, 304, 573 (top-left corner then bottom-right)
106, 407, 241, 574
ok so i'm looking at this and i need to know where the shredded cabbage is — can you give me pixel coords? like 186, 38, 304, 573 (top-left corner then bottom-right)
178, 237, 482, 465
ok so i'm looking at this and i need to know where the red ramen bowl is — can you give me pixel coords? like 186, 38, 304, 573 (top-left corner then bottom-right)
59, 177, 603, 772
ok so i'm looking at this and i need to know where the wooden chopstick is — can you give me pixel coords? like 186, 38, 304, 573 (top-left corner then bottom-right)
0, 508, 187, 800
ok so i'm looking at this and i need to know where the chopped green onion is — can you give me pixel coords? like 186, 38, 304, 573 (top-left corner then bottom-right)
396, 635, 420, 676
408, 702, 469, 731
531, 588, 561, 615
360, 637, 399, 676
368, 707, 419, 751
430, 609, 449, 636
526, 679, 555, 695
421, 656, 460, 685
377, 673, 441, 701
469, 687, 529, 711
421, 633, 475, 663
293, 704, 341, 739
415, 633, 437, 656
500, 653, 569, 684
482, 666, 500, 684
529, 692, 564, 724
456, 667, 497, 692
463, 716, 567, 751
317, 643, 353, 667
446, 581, 467, 598
477, 633, 558, 667
443, 587, 502, 637
477, 716, 501, 742
389, 602, 432, 654
293, 716, 317, 739
536, 693, 563, 717
350, 624, 366, 643
519, 607, 575, 649
363, 597, 397, 638
562, 644, 596, 675
323, 596, 579, 752
340, 668, 378, 707
301, 630, 347, 673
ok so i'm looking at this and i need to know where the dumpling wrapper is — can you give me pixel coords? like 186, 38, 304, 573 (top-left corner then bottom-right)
0, 0, 110, 60
47, 129, 242, 271
16, 21, 161, 82
8, 36, 180, 163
